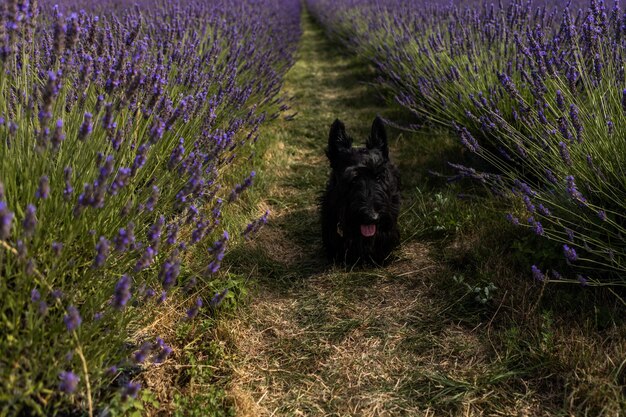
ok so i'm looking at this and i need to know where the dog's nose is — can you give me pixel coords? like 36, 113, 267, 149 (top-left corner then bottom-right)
363, 211, 379, 223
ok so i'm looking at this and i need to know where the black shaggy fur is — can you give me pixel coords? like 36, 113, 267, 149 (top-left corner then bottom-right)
321, 116, 401, 265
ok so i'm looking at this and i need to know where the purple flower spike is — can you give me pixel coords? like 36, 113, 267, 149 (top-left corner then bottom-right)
505, 213, 519, 226
52, 241, 63, 256
531, 265, 544, 282
154, 338, 173, 363
22, 204, 37, 237
35, 176, 50, 199
52, 119, 66, 150
114, 223, 136, 252
565, 176, 587, 206
186, 297, 203, 319
228, 171, 256, 202
63, 167, 74, 200
210, 289, 229, 308
558, 142, 572, 166
113, 275, 131, 309
78, 113, 93, 141
563, 244, 578, 262
105, 366, 118, 377
133, 342, 153, 364
63, 306, 82, 332
122, 382, 141, 401
93, 236, 111, 268
59, 371, 80, 394
0, 201, 14, 239
135, 246, 156, 272
31, 288, 41, 302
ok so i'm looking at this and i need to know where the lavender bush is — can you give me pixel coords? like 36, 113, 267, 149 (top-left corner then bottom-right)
307, 0, 626, 287
0, 0, 300, 413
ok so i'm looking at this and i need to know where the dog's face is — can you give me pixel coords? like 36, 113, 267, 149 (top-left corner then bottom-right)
326, 117, 400, 239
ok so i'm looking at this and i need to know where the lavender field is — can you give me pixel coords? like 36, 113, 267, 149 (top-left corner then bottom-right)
1, 0, 625, 416
0, 0, 300, 414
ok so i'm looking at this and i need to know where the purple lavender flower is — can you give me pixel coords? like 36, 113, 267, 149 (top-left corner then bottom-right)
569, 104, 582, 141
133, 342, 152, 363
63, 306, 82, 331
186, 297, 203, 319
565, 175, 586, 206
78, 113, 93, 141
527, 217, 544, 236
210, 289, 229, 308
531, 265, 544, 282
154, 338, 173, 363
16, 240, 27, 260
122, 382, 141, 401
158, 291, 167, 304
537, 204, 551, 216
545, 169, 557, 184
160, 252, 180, 289
93, 236, 110, 268
35, 176, 50, 199
207, 231, 229, 274
31, 288, 41, 302
577, 275, 588, 286
166, 222, 179, 245
25, 259, 36, 276
52, 241, 63, 256
59, 371, 79, 394
598, 210, 607, 221
242, 210, 269, 240
63, 167, 74, 200
505, 213, 519, 226
105, 366, 118, 377
22, 204, 37, 237
148, 215, 165, 248
52, 119, 65, 150
131, 144, 149, 176
112, 275, 131, 309
109, 168, 131, 195
558, 142, 572, 166
522, 195, 535, 213
135, 246, 156, 272
607, 120, 614, 134
556, 90, 565, 110
168, 138, 185, 170
114, 223, 135, 252
0, 201, 14, 239
563, 244, 578, 262
228, 171, 255, 202
145, 185, 159, 212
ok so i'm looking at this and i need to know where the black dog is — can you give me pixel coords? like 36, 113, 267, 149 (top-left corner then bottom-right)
321, 116, 401, 265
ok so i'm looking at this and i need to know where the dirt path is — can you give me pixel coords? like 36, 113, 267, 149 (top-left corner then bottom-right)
214, 13, 471, 417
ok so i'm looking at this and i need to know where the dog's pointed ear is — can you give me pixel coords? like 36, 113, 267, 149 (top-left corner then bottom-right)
327, 119, 352, 162
367, 116, 388, 159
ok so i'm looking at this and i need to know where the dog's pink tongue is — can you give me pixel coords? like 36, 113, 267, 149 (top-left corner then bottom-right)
360, 224, 376, 237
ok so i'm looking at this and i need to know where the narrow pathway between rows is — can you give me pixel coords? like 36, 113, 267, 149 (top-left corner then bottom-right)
214, 13, 480, 416
213, 12, 545, 417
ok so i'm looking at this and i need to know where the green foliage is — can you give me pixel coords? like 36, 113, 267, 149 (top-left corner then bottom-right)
102, 390, 159, 417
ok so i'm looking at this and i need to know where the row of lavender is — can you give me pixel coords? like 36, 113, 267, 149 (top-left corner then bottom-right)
0, 0, 300, 414
307, 0, 626, 287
